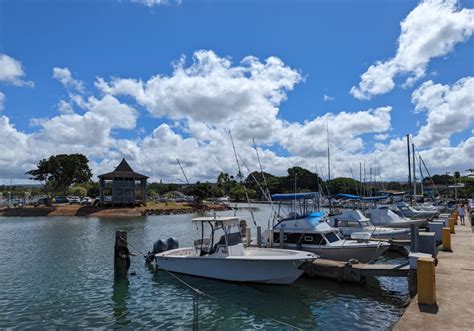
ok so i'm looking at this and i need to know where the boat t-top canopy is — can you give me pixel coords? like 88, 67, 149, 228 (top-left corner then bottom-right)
191, 216, 240, 224
271, 192, 318, 201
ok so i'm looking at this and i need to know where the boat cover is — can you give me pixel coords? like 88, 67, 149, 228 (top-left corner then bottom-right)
271, 192, 318, 200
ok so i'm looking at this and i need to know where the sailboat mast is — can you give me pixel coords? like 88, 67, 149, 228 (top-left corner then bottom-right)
412, 142, 416, 198
326, 121, 331, 181
419, 155, 424, 196
406, 134, 412, 202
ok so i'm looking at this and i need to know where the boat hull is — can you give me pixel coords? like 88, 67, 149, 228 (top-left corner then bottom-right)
155, 248, 315, 284
282, 243, 389, 264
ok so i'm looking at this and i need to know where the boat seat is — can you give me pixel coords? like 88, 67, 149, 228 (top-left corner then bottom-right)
195, 238, 211, 255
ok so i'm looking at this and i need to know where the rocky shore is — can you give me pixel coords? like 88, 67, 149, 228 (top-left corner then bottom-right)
0, 202, 232, 217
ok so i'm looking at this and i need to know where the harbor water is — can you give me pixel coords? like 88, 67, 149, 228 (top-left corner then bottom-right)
0, 204, 408, 329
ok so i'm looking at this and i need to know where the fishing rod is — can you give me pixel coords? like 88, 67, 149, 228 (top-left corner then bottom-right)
228, 130, 257, 227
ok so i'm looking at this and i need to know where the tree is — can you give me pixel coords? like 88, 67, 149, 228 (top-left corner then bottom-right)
26, 154, 92, 196
216, 172, 236, 195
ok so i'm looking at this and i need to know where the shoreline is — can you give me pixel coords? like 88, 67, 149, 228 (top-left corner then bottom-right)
0, 202, 232, 217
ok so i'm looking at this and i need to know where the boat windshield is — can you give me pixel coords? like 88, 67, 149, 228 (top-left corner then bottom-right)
360, 221, 370, 227
325, 232, 341, 243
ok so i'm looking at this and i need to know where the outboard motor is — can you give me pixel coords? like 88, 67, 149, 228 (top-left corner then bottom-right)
145, 239, 168, 264
153, 239, 168, 254
166, 237, 179, 250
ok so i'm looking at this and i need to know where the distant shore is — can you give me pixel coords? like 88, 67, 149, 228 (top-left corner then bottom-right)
0, 202, 231, 217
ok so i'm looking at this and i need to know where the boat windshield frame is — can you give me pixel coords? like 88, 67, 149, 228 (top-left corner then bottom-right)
273, 193, 319, 221
196, 219, 243, 256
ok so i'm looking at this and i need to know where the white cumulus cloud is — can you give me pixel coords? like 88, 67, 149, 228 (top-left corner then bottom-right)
412, 76, 474, 147
53, 67, 85, 92
131, 0, 181, 7
351, 0, 474, 100
0, 54, 34, 87
0, 92, 5, 111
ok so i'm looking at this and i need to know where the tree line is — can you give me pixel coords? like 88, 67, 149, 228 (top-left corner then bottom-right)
2, 154, 472, 201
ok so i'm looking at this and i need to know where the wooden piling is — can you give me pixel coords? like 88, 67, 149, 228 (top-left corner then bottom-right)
279, 228, 284, 248
245, 227, 251, 247
114, 230, 130, 279
256, 226, 261, 248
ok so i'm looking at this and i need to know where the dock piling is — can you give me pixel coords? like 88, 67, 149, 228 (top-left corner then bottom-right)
245, 227, 251, 247
448, 217, 456, 234
279, 229, 284, 248
256, 226, 261, 248
417, 257, 436, 305
442, 227, 452, 251
114, 230, 130, 279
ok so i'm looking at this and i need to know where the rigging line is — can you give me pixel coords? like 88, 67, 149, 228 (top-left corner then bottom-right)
414, 146, 440, 198
252, 138, 275, 229
119, 236, 147, 258
177, 158, 190, 185
228, 130, 256, 227
165, 270, 302, 330
238, 154, 271, 203
252, 138, 272, 203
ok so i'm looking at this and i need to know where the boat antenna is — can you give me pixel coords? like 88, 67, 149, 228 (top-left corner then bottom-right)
228, 130, 257, 226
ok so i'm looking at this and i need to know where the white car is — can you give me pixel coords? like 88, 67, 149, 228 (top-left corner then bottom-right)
68, 196, 81, 204
81, 197, 93, 205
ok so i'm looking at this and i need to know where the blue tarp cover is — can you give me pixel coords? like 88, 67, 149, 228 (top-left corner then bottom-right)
308, 211, 325, 218
331, 193, 388, 201
271, 192, 318, 200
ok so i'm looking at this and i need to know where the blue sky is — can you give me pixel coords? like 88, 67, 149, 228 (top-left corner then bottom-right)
0, 0, 473, 183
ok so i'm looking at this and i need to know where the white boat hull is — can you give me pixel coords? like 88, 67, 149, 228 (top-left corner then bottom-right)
281, 243, 389, 264
155, 247, 315, 284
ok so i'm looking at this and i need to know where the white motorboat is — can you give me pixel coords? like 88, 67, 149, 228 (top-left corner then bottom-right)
368, 206, 427, 228
391, 202, 439, 220
328, 209, 410, 240
154, 216, 316, 284
261, 193, 390, 264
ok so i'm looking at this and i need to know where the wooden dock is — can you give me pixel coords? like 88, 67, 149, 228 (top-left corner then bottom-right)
304, 258, 410, 283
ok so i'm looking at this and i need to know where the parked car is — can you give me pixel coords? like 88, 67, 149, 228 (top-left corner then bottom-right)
33, 197, 52, 207
55, 196, 68, 204
81, 197, 93, 206
68, 196, 81, 204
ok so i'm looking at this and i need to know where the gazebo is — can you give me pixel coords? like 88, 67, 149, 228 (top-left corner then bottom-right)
98, 159, 148, 206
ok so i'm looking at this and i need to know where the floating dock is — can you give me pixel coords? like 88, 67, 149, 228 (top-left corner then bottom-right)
394, 214, 474, 330
304, 258, 410, 283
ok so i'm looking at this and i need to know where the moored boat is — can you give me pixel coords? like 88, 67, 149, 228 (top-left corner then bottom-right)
155, 216, 316, 284
261, 193, 390, 264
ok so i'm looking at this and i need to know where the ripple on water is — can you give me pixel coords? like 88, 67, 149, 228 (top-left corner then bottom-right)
0, 210, 408, 329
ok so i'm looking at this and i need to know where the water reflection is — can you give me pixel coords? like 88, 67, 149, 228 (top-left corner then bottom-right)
112, 278, 130, 327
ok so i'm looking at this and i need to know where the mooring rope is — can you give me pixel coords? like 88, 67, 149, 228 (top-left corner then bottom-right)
165, 270, 302, 330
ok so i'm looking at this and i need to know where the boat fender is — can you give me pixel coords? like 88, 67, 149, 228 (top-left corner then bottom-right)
166, 237, 179, 250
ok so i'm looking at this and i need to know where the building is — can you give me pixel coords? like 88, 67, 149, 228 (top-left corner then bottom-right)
98, 159, 148, 206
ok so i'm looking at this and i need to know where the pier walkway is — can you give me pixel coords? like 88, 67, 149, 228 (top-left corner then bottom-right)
394, 214, 474, 330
